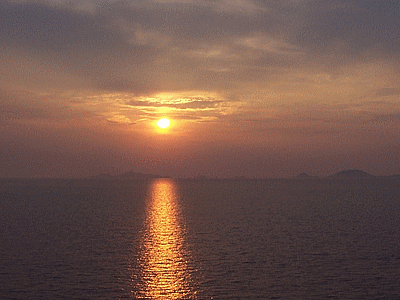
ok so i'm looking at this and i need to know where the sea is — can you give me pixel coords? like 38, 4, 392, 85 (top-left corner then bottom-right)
1, 177, 399, 299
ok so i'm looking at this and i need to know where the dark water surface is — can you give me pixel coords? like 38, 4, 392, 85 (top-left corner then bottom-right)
1, 178, 400, 299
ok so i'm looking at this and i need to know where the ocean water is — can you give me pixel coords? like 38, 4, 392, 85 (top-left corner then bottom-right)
1, 178, 400, 299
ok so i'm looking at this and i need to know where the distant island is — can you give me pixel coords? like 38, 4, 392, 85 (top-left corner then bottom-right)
90, 171, 169, 180
328, 169, 374, 179
295, 169, 400, 179
88, 169, 399, 180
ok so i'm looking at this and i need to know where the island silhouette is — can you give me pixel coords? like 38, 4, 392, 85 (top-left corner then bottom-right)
296, 169, 399, 180
89, 169, 399, 180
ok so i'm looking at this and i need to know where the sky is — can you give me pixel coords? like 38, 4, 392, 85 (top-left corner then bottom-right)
1, 0, 399, 178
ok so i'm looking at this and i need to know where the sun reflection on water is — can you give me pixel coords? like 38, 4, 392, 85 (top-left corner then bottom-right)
135, 179, 196, 299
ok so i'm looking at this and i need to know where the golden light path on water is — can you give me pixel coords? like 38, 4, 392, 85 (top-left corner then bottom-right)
135, 179, 197, 299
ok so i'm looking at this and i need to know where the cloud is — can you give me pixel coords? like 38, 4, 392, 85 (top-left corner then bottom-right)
369, 113, 400, 124
7, 0, 396, 99
127, 97, 222, 109
1, 1, 399, 120
295, 0, 400, 56
0, 1, 121, 53
236, 34, 304, 55
0, 89, 97, 125
375, 87, 400, 97
0, 1, 161, 93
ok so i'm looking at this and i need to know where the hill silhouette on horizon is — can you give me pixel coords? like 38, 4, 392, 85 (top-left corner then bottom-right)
87, 169, 399, 180
295, 169, 400, 180
328, 169, 374, 179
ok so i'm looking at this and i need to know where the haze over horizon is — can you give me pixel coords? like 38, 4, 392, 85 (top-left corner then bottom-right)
1, 0, 399, 178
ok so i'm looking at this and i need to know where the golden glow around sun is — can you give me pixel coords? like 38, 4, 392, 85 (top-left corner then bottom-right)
157, 118, 171, 129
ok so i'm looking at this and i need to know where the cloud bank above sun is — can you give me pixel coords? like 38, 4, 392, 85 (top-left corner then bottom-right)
1, 0, 399, 178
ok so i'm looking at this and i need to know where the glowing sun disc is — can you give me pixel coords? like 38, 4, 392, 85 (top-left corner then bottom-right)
157, 118, 170, 129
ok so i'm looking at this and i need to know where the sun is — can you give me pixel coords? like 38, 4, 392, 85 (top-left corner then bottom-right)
156, 118, 171, 129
